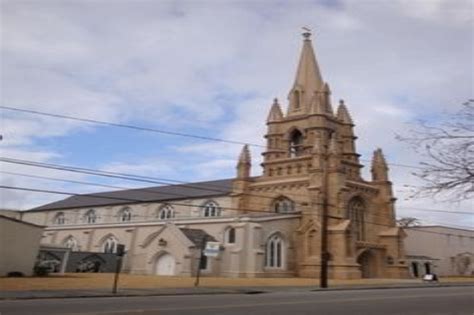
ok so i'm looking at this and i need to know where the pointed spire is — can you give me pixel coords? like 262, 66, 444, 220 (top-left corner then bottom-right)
238, 144, 251, 165
371, 148, 389, 181
266, 98, 284, 123
288, 29, 325, 114
293, 30, 324, 92
323, 82, 334, 115
336, 99, 353, 124
237, 145, 251, 179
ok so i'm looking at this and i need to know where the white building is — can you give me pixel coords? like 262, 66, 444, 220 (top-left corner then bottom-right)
404, 226, 474, 277
0, 215, 44, 276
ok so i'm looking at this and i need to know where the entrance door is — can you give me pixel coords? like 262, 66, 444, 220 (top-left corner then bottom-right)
155, 253, 176, 275
357, 250, 376, 278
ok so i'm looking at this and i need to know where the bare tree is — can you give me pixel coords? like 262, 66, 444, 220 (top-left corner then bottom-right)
397, 100, 474, 201
396, 217, 421, 228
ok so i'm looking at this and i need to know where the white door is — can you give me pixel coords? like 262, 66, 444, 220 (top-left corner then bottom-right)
155, 253, 176, 275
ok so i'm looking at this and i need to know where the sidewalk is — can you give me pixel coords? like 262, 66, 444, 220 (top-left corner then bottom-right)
1, 278, 473, 300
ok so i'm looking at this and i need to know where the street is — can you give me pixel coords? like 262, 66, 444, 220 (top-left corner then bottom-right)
0, 286, 472, 315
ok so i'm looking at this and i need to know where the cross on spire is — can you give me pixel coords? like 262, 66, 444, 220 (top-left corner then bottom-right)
302, 27, 312, 39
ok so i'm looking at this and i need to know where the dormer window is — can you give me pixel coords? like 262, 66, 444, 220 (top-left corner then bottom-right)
289, 129, 304, 157
203, 201, 220, 217
118, 207, 132, 222
54, 212, 65, 225
84, 209, 97, 224
158, 205, 175, 220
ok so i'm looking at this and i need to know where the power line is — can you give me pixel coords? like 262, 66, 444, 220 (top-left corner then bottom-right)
1, 157, 471, 215
4, 169, 472, 235
0, 105, 424, 170
0, 156, 310, 208
0, 185, 267, 215
0, 105, 265, 148
2, 185, 471, 238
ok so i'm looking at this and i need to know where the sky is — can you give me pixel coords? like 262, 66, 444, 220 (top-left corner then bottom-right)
0, 0, 473, 228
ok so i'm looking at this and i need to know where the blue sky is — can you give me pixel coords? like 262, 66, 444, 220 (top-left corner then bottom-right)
0, 0, 472, 227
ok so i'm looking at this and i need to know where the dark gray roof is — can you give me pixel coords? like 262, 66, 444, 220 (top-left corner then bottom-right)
28, 179, 234, 212
180, 228, 217, 249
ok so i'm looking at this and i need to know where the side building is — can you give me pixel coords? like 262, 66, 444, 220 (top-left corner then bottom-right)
21, 32, 408, 279
0, 215, 44, 276
404, 226, 474, 277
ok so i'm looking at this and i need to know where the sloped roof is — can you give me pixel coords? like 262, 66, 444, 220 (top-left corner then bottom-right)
180, 228, 217, 249
28, 178, 234, 212
0, 214, 44, 228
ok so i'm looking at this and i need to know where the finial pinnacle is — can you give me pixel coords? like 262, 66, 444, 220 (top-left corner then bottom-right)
302, 26, 312, 40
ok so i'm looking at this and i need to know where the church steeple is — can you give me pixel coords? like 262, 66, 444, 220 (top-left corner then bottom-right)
267, 98, 284, 123
288, 30, 325, 115
237, 144, 251, 179
371, 148, 389, 182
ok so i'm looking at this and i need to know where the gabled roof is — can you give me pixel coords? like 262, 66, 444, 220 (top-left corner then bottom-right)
180, 228, 217, 249
28, 178, 234, 212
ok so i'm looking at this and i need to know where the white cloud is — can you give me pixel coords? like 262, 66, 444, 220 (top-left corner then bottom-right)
0, 0, 472, 224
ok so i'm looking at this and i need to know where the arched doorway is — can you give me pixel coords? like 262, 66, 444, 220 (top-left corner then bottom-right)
357, 250, 377, 278
155, 253, 176, 276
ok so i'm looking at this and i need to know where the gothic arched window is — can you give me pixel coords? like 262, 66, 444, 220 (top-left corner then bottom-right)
64, 236, 79, 251
118, 207, 132, 222
84, 209, 97, 224
54, 212, 65, 225
225, 227, 236, 244
103, 236, 119, 253
273, 197, 295, 213
348, 198, 365, 241
158, 205, 175, 220
289, 129, 304, 157
203, 201, 220, 217
294, 90, 301, 109
265, 234, 284, 268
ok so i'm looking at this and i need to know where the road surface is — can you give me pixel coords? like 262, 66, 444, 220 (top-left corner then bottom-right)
0, 286, 472, 315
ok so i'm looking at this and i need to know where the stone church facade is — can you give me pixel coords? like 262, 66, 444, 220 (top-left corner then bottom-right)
22, 32, 408, 279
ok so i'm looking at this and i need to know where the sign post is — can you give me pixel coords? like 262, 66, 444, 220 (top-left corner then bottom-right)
194, 239, 220, 287
112, 244, 126, 294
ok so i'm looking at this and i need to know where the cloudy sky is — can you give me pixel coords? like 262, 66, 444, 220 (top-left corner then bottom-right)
1, 0, 472, 227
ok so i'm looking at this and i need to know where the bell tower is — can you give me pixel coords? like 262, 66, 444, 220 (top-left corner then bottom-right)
261, 30, 347, 179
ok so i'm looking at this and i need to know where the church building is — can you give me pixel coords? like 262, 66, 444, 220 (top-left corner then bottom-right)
21, 32, 408, 279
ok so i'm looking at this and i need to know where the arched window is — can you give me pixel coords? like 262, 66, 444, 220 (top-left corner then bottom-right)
348, 198, 365, 241
289, 129, 304, 157
64, 236, 79, 251
265, 234, 284, 268
158, 205, 175, 220
84, 209, 97, 224
203, 201, 220, 217
103, 236, 119, 253
54, 212, 65, 225
294, 90, 301, 109
118, 207, 132, 222
225, 227, 236, 244
273, 197, 295, 213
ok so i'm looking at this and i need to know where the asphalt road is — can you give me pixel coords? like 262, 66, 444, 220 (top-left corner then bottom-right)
0, 286, 472, 315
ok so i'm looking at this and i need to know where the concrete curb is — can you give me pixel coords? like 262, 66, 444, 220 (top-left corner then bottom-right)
1, 283, 473, 301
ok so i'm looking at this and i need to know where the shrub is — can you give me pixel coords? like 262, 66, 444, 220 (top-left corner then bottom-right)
33, 265, 50, 277
7, 271, 24, 277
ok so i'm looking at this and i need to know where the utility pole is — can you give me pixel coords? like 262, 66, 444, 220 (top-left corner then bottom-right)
194, 235, 207, 287
319, 147, 329, 288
